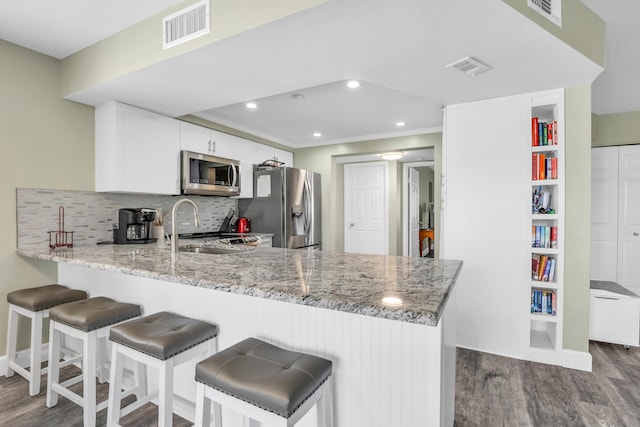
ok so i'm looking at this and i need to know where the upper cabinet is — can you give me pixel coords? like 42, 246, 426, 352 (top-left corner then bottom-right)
180, 122, 238, 160
95, 103, 293, 197
235, 139, 294, 198
180, 121, 293, 199
95, 101, 181, 195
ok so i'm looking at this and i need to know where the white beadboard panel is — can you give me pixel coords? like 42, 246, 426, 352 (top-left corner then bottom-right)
16, 188, 234, 248
58, 264, 452, 427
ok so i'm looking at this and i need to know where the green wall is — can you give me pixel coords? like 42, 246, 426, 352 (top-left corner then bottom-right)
502, 0, 605, 67
563, 85, 592, 353
293, 133, 442, 255
592, 111, 640, 147
0, 41, 95, 354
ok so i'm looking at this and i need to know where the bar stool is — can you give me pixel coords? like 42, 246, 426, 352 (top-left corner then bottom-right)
194, 337, 333, 427
106, 311, 219, 427
46, 296, 142, 426
6, 284, 87, 396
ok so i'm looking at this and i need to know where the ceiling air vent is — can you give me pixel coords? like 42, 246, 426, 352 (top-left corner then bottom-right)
446, 57, 491, 77
163, 0, 210, 49
528, 0, 562, 27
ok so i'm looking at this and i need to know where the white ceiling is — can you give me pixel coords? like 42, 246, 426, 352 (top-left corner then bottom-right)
0, 0, 629, 149
0, 0, 183, 59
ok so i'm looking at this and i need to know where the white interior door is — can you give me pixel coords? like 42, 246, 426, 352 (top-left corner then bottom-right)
409, 168, 420, 256
591, 147, 619, 281
344, 162, 388, 255
618, 145, 640, 293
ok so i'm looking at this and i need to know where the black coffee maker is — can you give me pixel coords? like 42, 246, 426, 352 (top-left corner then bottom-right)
114, 208, 157, 244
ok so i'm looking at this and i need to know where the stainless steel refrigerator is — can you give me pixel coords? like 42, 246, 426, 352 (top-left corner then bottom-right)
238, 166, 321, 249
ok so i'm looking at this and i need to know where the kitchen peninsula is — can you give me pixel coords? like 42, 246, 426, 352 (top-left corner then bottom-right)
17, 243, 462, 426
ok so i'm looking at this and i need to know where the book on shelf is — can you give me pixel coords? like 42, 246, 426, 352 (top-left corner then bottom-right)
532, 186, 554, 214
532, 254, 556, 282
531, 226, 557, 248
531, 289, 557, 315
531, 153, 557, 180
531, 118, 558, 147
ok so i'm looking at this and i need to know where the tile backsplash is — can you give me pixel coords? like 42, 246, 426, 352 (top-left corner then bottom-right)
16, 188, 236, 248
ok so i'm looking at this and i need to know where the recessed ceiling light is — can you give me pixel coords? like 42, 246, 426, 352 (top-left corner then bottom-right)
245, 102, 258, 109
380, 152, 404, 161
346, 80, 360, 89
291, 93, 305, 100
396, 121, 406, 127
313, 132, 322, 137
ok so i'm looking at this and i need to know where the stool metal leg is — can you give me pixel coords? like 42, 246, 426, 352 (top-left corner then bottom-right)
5, 305, 18, 378
28, 310, 44, 396
83, 331, 98, 427
158, 360, 174, 427
46, 324, 61, 407
106, 343, 125, 427
195, 382, 211, 427
134, 360, 148, 400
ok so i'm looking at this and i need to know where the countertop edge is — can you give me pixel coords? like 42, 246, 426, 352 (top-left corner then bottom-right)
17, 248, 460, 327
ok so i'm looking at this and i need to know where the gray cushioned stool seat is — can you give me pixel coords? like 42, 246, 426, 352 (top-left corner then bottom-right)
195, 337, 333, 418
109, 311, 218, 361
8, 284, 87, 311
49, 296, 141, 332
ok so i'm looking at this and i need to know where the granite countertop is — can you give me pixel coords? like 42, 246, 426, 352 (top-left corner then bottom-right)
17, 244, 463, 326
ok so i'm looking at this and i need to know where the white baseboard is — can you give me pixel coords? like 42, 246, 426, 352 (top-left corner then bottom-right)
562, 349, 592, 372
0, 354, 6, 377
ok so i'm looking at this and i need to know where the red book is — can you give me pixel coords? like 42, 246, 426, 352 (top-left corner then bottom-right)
532, 117, 539, 146
532, 153, 539, 180
539, 153, 546, 180
547, 123, 553, 145
552, 121, 558, 145
551, 157, 558, 179
551, 226, 558, 248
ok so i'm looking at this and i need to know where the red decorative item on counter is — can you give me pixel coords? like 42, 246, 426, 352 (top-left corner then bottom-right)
237, 217, 250, 233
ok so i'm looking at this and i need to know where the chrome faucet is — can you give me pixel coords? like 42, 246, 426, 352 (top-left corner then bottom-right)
170, 198, 201, 253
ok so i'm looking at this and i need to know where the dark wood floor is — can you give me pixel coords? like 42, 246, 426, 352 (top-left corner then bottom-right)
1, 341, 638, 426
0, 364, 190, 427
455, 341, 640, 427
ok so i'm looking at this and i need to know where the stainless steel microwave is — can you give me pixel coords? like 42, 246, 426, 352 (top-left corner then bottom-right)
181, 150, 240, 196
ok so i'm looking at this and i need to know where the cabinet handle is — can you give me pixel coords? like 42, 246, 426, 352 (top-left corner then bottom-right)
634, 232, 639, 237
211, 141, 216, 153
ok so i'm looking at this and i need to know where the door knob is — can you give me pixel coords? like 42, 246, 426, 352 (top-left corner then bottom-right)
634, 232, 639, 237
349, 223, 355, 228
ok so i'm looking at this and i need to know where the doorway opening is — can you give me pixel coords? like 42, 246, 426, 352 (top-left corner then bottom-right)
403, 161, 435, 257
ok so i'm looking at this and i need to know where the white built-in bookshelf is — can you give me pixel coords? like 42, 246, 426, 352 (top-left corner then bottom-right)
443, 88, 565, 367
529, 90, 564, 365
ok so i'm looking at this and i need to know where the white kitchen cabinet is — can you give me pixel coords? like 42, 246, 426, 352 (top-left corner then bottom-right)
180, 121, 238, 160
95, 101, 181, 195
236, 139, 293, 198
591, 145, 640, 295
589, 286, 640, 347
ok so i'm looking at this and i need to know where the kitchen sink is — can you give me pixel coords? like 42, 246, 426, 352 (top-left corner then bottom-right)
179, 246, 240, 255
